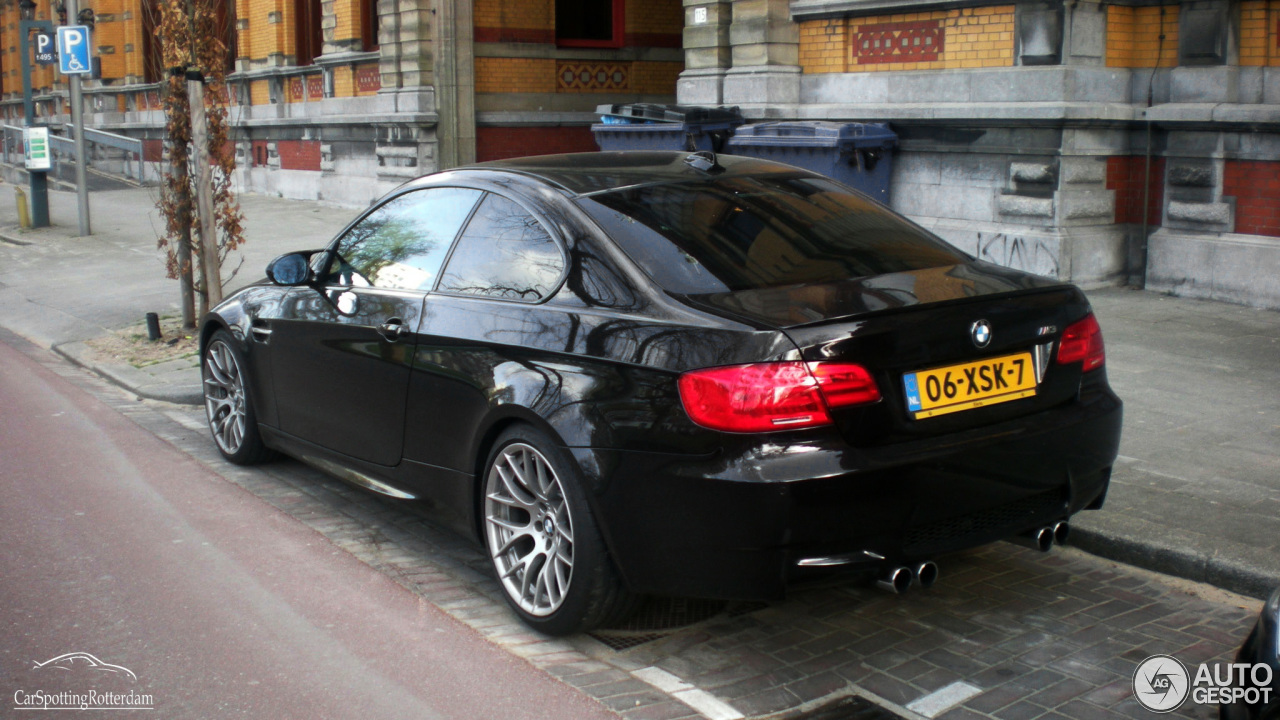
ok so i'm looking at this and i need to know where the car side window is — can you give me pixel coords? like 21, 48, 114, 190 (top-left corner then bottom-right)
323, 187, 483, 291
437, 193, 565, 302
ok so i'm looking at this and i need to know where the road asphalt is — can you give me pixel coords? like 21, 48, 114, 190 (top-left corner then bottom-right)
0, 333, 618, 720
1, 184, 1276, 602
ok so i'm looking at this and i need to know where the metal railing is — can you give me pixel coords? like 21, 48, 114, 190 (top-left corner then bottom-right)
65, 124, 146, 183
2, 123, 146, 185
2, 125, 22, 167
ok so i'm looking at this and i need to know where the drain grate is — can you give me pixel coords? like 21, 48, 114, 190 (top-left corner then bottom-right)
589, 596, 741, 651
610, 596, 729, 632
787, 695, 906, 720
587, 631, 669, 652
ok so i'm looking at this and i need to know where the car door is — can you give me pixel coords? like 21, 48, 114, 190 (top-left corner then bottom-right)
268, 186, 483, 466
402, 191, 570, 472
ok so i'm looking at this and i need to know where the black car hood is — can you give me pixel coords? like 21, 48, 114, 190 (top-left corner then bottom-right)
681, 261, 1068, 329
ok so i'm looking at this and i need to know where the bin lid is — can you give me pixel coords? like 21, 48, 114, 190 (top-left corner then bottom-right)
596, 103, 744, 125
727, 121, 897, 148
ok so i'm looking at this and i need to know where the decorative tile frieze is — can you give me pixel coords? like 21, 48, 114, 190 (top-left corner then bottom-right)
556, 62, 629, 92
853, 20, 943, 64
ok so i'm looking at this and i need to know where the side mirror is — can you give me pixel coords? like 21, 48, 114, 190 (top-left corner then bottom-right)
266, 252, 314, 286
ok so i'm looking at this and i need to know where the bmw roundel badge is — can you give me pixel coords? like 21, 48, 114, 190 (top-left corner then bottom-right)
971, 319, 992, 348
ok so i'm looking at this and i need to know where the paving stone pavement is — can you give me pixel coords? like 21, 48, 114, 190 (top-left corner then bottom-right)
8, 328, 1261, 720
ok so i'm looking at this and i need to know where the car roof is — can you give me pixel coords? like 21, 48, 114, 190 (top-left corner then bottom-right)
453, 151, 802, 196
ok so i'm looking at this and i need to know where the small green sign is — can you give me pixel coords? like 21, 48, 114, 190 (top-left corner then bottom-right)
25, 127, 51, 171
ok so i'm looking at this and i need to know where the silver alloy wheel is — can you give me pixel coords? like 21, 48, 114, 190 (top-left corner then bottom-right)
484, 442, 575, 617
203, 339, 247, 456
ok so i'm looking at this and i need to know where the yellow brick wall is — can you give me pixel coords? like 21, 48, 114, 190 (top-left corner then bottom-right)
799, 7, 1015, 74
1106, 5, 1179, 67
332, 0, 361, 42
334, 65, 354, 96
631, 61, 683, 93
90, 0, 125, 80
250, 78, 271, 105
626, 0, 683, 35
475, 0, 554, 32
236, 0, 253, 57
1240, 0, 1280, 66
240, 0, 294, 63
475, 57, 557, 93
800, 19, 850, 74
936, 7, 1015, 69
123, 1, 147, 78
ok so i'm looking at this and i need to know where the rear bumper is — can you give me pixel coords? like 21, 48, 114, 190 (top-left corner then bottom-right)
576, 389, 1122, 600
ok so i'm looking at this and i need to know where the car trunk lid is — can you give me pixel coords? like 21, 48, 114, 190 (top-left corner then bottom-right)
684, 262, 1094, 446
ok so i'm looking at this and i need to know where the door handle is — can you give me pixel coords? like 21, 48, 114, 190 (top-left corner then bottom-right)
376, 318, 406, 342
250, 321, 272, 343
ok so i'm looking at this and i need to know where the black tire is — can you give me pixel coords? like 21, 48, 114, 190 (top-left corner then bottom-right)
201, 329, 275, 466
481, 424, 634, 635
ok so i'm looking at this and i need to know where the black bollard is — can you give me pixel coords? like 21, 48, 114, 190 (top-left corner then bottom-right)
145, 312, 162, 341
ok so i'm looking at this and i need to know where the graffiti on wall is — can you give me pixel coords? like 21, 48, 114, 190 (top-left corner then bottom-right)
976, 233, 1060, 278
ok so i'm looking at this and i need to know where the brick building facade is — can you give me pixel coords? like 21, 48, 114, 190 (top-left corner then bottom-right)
0, 0, 682, 205
1, 0, 1275, 306
680, 0, 1280, 307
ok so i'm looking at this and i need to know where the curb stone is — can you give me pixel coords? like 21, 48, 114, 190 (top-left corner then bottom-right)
1069, 524, 1279, 601
53, 340, 203, 405
0, 229, 31, 245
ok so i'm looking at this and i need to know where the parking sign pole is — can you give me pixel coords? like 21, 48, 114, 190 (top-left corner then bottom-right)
65, 0, 90, 236
18, 17, 50, 228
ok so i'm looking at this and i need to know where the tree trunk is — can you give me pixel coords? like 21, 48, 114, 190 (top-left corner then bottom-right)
172, 138, 195, 329
188, 77, 221, 312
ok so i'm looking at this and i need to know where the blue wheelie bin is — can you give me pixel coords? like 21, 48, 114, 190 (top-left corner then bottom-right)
592, 103, 744, 153
725, 121, 898, 203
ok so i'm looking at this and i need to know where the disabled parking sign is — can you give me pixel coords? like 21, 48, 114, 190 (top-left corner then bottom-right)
57, 25, 91, 75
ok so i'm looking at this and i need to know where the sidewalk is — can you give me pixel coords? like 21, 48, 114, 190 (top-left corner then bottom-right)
0, 185, 354, 402
1, 183, 1277, 601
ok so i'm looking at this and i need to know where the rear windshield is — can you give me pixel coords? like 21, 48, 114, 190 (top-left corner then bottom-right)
577, 174, 968, 294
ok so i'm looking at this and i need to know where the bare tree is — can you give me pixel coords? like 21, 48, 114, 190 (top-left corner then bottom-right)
153, 0, 245, 328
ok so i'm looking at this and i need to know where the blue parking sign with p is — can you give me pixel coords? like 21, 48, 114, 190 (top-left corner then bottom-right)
57, 26, 91, 75
33, 32, 57, 65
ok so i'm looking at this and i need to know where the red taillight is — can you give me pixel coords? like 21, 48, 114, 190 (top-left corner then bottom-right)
1056, 313, 1105, 371
678, 361, 880, 433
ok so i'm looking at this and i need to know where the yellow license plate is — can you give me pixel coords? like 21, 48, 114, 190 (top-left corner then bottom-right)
902, 352, 1037, 419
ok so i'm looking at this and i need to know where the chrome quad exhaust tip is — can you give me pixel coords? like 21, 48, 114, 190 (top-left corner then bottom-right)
1010, 525, 1055, 552
876, 566, 913, 594
1052, 521, 1070, 546
913, 561, 939, 589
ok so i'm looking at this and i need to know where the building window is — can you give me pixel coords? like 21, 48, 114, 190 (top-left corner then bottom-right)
295, 0, 324, 66
361, 0, 379, 51
555, 0, 624, 48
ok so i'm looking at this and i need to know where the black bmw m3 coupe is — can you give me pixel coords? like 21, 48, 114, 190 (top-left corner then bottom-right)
199, 151, 1123, 635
